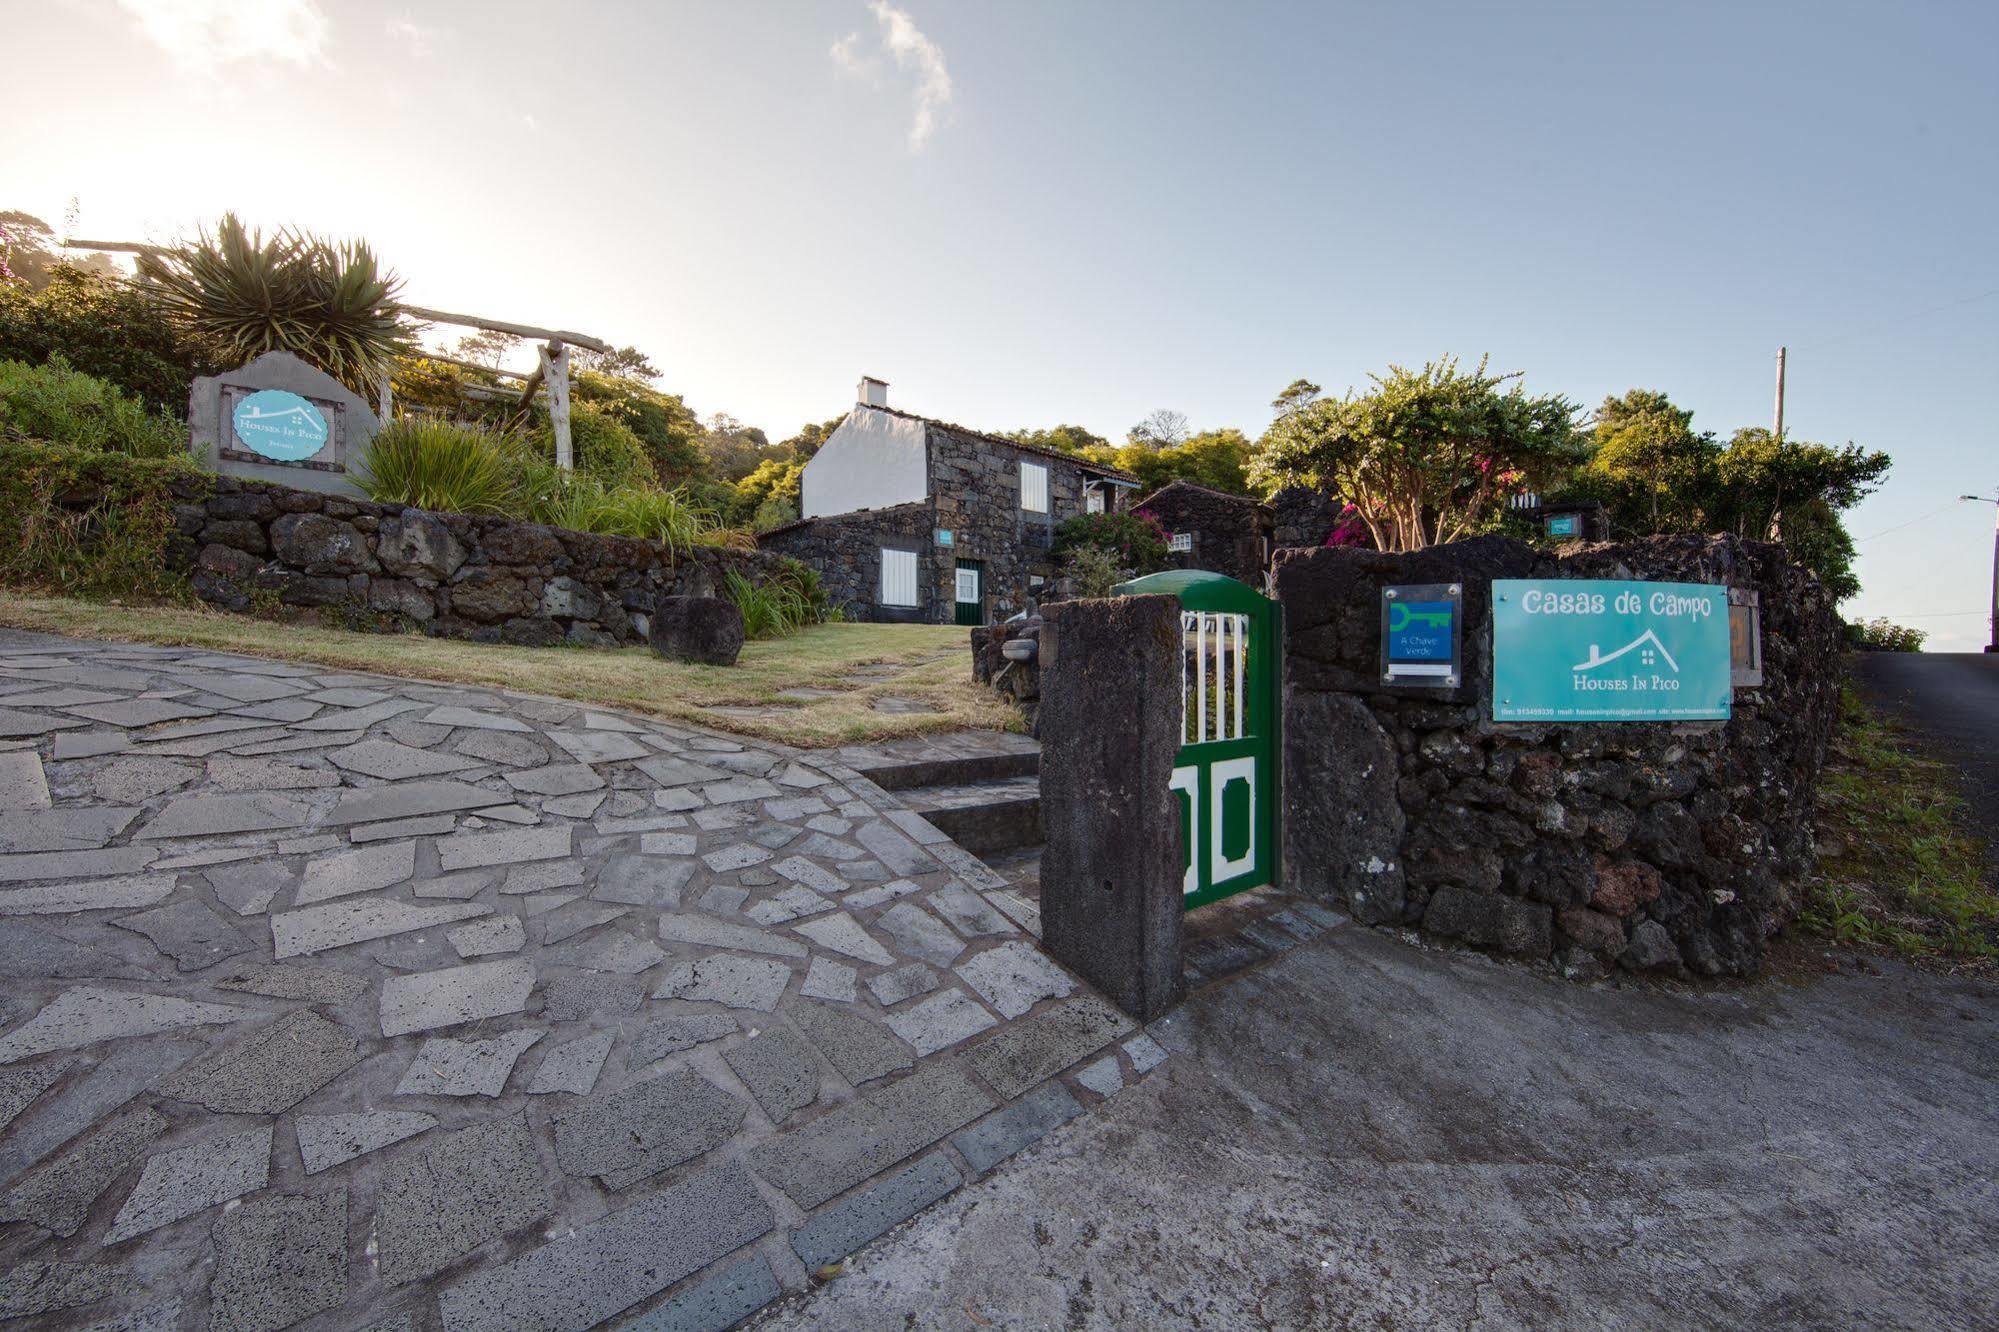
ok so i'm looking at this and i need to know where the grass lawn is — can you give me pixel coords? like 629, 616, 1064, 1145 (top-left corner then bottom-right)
1804, 683, 1997, 971
0, 595, 1020, 748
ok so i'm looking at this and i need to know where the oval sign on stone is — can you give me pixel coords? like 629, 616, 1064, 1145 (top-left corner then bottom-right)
231, 389, 329, 462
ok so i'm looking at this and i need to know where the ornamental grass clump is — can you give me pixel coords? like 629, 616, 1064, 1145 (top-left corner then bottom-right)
354, 419, 519, 515
724, 560, 837, 639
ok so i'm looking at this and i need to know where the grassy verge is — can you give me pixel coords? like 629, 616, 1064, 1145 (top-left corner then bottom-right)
0, 594, 1019, 748
1802, 683, 1997, 971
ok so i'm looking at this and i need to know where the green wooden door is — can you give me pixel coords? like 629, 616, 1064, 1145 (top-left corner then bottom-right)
953, 560, 984, 626
1115, 569, 1281, 909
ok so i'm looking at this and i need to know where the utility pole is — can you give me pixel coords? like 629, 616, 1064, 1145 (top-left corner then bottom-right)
1773, 346, 1787, 441
1965, 491, 1999, 653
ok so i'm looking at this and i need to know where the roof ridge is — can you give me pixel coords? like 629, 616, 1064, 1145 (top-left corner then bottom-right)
858, 404, 1140, 482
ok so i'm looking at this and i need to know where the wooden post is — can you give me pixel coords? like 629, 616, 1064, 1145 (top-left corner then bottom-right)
1773, 345, 1786, 441
376, 373, 393, 421
539, 340, 572, 472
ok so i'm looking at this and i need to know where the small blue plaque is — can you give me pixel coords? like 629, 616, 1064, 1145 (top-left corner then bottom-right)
231, 390, 329, 463
936, 529, 954, 547
1545, 513, 1579, 538
1381, 584, 1462, 687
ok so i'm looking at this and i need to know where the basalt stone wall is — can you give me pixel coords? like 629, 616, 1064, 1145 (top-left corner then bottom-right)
1134, 482, 1273, 587
1269, 486, 1342, 551
170, 475, 789, 648
757, 503, 934, 623
1275, 533, 1841, 979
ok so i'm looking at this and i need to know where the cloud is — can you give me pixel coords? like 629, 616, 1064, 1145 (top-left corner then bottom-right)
115, 0, 330, 69
830, 1, 954, 150
384, 14, 440, 56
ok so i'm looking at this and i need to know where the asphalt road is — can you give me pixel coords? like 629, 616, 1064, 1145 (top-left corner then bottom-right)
751, 927, 1998, 1331
1849, 651, 1999, 877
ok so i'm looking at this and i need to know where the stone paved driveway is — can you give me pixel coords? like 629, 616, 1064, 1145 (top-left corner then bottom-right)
0, 631, 1162, 1331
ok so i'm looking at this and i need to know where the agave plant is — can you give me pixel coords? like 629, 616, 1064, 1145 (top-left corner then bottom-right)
138, 214, 413, 391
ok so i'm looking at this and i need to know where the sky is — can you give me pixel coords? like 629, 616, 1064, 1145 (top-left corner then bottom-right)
4, 0, 1996, 647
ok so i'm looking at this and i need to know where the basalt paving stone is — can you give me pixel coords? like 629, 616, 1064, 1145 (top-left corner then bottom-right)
438, 825, 572, 872
884, 988, 1000, 1056
748, 1061, 994, 1210
136, 793, 313, 841
964, 995, 1135, 1100
854, 820, 935, 876
699, 777, 781, 805
0, 1260, 146, 1318
206, 862, 292, 916
328, 739, 485, 781
764, 797, 830, 822
593, 856, 695, 908
374, 1113, 554, 1287
540, 973, 644, 1022
132, 728, 290, 759
104, 1123, 273, 1244
0, 1041, 200, 1181
0, 709, 90, 738
423, 706, 532, 733
550, 731, 652, 765
453, 731, 550, 767
872, 903, 965, 968
641, 832, 698, 856
955, 940, 1078, 1018
697, 884, 750, 915
775, 763, 831, 790
722, 1028, 820, 1123
0, 923, 148, 981
272, 897, 489, 959
553, 931, 667, 975
791, 911, 895, 966
524, 1030, 615, 1095
0, 1107, 166, 1237
550, 1070, 746, 1190
0, 807, 136, 855
655, 955, 791, 1011
231, 730, 363, 758
950, 1079, 1084, 1174
61, 699, 212, 728
322, 780, 512, 826
203, 756, 341, 792
52, 732, 129, 760
737, 868, 777, 888
503, 764, 603, 796
770, 856, 845, 895
304, 688, 389, 709
657, 914, 806, 959
1076, 1054, 1125, 1097
744, 887, 831, 927
293, 698, 428, 731
628, 1013, 736, 1067
804, 814, 852, 836
521, 891, 578, 917
0, 985, 252, 1063
779, 999, 913, 1086
296, 839, 417, 905
159, 1010, 362, 1114
448, 915, 527, 957
140, 717, 278, 744
703, 752, 778, 779
296, 1110, 437, 1174
791, 832, 863, 862
539, 904, 626, 946
617, 1254, 781, 1332
415, 871, 493, 900
0, 855, 163, 892
544, 792, 607, 819
380, 958, 536, 1037
799, 956, 858, 1002
928, 883, 1015, 937
0, 1056, 81, 1131
217, 962, 368, 1003
867, 961, 942, 1007
277, 834, 343, 855
633, 756, 728, 789
88, 758, 194, 805
690, 808, 750, 832
1124, 1033, 1169, 1072
650, 789, 702, 814
0, 687, 125, 709
227, 698, 323, 723
395, 1030, 544, 1097
436, 1161, 773, 1332
205, 1187, 348, 1332
843, 878, 924, 911
505, 861, 588, 894
789, 1152, 962, 1270
152, 847, 259, 871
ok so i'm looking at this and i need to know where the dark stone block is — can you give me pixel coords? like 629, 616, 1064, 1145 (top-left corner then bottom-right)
200, 519, 267, 555
1037, 595, 1184, 1021
1285, 692, 1405, 924
1422, 887, 1553, 957
648, 596, 745, 667
447, 568, 536, 623
270, 513, 374, 575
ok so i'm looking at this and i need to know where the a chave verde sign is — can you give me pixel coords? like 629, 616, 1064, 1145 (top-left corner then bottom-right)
231, 389, 329, 463
1492, 579, 1731, 722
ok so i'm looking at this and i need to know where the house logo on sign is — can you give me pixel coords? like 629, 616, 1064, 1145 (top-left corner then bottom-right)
1572, 629, 1679, 674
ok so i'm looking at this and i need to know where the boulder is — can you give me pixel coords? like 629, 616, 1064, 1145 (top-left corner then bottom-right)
378, 511, 466, 581
648, 596, 745, 666
447, 569, 536, 623
271, 513, 374, 575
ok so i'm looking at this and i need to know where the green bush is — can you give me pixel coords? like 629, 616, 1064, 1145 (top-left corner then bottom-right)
544, 401, 656, 492
1054, 510, 1170, 572
353, 419, 519, 515
0, 438, 207, 599
724, 560, 837, 639
530, 476, 713, 560
0, 359, 191, 459
1844, 617, 1928, 653
1061, 545, 1125, 598
0, 265, 221, 414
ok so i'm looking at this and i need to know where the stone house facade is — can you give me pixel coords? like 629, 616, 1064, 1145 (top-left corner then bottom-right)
759, 381, 1139, 624
1133, 481, 1274, 588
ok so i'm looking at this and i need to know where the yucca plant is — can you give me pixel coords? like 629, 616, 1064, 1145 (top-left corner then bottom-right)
723, 560, 835, 639
353, 420, 518, 515
138, 214, 413, 391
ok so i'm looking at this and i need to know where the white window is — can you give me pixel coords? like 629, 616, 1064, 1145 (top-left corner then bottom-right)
1085, 487, 1105, 514
879, 548, 918, 607
1020, 461, 1049, 513
1169, 532, 1193, 553
955, 566, 981, 603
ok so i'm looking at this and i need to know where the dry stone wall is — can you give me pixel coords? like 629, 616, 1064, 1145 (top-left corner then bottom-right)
169, 475, 789, 648
1276, 533, 1840, 979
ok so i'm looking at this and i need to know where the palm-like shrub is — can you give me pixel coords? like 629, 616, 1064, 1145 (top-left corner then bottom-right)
138, 214, 412, 390
353, 420, 518, 515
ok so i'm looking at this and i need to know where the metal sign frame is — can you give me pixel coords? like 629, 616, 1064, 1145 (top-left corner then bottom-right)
1381, 583, 1462, 688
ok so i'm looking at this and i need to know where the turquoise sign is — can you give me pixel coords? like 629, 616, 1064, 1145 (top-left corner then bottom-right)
1546, 513, 1578, 537
231, 390, 329, 462
1492, 579, 1731, 722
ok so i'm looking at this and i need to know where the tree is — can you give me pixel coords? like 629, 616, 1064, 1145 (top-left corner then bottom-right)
572, 344, 659, 381
733, 456, 804, 529
0, 264, 221, 413
777, 416, 846, 462
1579, 389, 1715, 532
453, 329, 521, 369
1251, 357, 1583, 550
1006, 423, 1110, 455
0, 211, 117, 290
1128, 408, 1190, 449
570, 371, 704, 484
697, 413, 775, 483
1097, 429, 1255, 495
138, 214, 412, 391
1270, 378, 1321, 420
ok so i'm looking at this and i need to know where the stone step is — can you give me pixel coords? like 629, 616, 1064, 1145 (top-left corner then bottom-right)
902, 775, 1043, 856
835, 732, 1041, 793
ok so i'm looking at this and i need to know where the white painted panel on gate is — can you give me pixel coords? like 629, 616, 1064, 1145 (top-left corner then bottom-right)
1208, 755, 1257, 882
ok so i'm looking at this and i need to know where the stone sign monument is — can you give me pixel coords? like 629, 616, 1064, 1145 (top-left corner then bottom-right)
189, 350, 376, 497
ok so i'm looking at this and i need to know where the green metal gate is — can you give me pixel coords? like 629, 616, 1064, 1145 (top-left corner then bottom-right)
1114, 569, 1281, 909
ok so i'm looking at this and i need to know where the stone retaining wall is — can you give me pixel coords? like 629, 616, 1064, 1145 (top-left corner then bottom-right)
1276, 534, 1841, 979
170, 475, 790, 648
757, 503, 934, 624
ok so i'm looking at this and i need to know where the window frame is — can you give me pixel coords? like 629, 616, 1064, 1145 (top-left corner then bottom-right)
878, 547, 920, 608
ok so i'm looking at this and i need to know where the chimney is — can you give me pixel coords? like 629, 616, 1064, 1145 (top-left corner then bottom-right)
858, 375, 889, 409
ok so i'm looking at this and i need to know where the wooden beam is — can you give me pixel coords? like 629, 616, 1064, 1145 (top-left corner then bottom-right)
461, 384, 545, 403
402, 305, 610, 354
407, 351, 534, 382
61, 238, 166, 256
